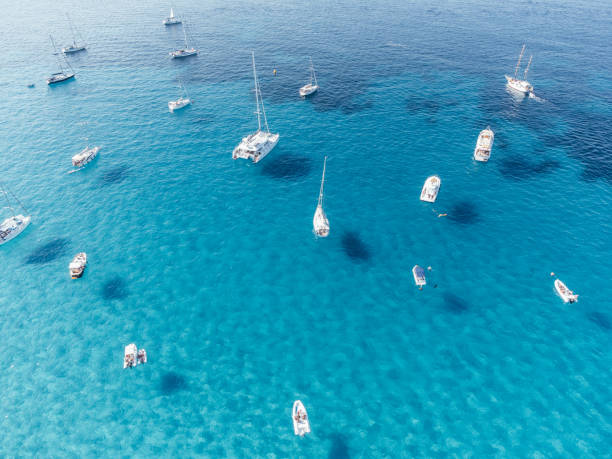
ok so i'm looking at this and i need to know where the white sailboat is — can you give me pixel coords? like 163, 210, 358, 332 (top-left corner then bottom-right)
163, 8, 182, 25
0, 183, 31, 246
168, 80, 192, 112
169, 22, 198, 58
505, 45, 533, 94
62, 14, 86, 54
124, 343, 147, 368
473, 126, 494, 162
48, 35, 75, 84
420, 175, 440, 202
299, 56, 319, 97
72, 144, 100, 168
232, 52, 279, 163
313, 156, 330, 237
292, 400, 311, 436
69, 252, 87, 279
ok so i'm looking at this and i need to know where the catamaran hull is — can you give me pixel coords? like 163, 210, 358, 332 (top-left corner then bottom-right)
232, 134, 279, 163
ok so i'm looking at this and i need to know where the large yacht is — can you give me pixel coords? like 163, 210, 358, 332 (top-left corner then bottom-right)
62, 14, 86, 54
0, 183, 31, 245
232, 52, 279, 163
169, 22, 197, 58
473, 126, 494, 162
420, 175, 440, 203
48, 35, 75, 85
72, 145, 100, 168
505, 45, 533, 94
163, 8, 181, 25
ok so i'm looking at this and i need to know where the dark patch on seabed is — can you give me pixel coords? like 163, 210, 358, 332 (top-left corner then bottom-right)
261, 154, 312, 181
161, 372, 188, 394
100, 166, 130, 185
101, 276, 129, 300
587, 312, 611, 331
443, 292, 469, 314
328, 433, 351, 459
25, 238, 69, 264
447, 201, 479, 225
341, 231, 371, 262
498, 155, 560, 180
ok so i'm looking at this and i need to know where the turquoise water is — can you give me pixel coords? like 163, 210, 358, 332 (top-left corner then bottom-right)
1, 0, 611, 456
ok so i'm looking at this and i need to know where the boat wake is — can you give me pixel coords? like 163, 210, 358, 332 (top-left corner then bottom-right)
386, 42, 409, 49
66, 167, 83, 174
529, 92, 545, 103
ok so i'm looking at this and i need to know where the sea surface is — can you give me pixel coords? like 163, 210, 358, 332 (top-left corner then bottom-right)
1, 0, 611, 456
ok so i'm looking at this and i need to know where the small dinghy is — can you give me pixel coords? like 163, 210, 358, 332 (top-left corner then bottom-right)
292, 400, 311, 436
124, 343, 138, 368
420, 175, 440, 202
69, 252, 87, 279
72, 145, 100, 168
412, 265, 426, 288
137, 348, 147, 364
555, 279, 578, 303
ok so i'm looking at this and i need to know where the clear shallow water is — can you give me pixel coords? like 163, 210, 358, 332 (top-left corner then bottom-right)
1, 0, 611, 456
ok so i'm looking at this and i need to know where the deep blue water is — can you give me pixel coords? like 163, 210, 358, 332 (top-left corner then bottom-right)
1, 0, 611, 456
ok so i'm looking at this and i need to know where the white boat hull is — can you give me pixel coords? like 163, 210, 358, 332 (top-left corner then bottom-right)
412, 265, 426, 287
555, 279, 578, 303
505, 75, 532, 94
168, 98, 191, 112
124, 343, 138, 368
47, 72, 75, 85
300, 84, 319, 97
473, 128, 494, 162
69, 252, 87, 279
292, 400, 311, 436
72, 146, 100, 167
170, 48, 198, 59
313, 205, 329, 237
63, 45, 86, 54
0, 215, 31, 245
233, 131, 279, 163
163, 18, 181, 25
420, 175, 440, 202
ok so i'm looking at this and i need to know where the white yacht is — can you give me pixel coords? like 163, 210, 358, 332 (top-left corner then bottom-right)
163, 8, 181, 25
473, 126, 494, 162
299, 56, 319, 97
0, 184, 31, 245
48, 35, 75, 85
72, 145, 100, 168
169, 22, 198, 58
420, 175, 440, 202
292, 400, 311, 436
124, 344, 138, 368
505, 45, 533, 94
555, 279, 578, 303
69, 252, 87, 279
412, 265, 426, 288
168, 81, 191, 112
232, 52, 279, 163
62, 14, 86, 54
313, 156, 330, 237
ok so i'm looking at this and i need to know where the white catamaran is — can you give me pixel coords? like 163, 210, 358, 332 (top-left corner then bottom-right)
299, 56, 319, 97
0, 183, 31, 246
169, 22, 198, 58
232, 52, 279, 163
168, 81, 192, 112
163, 8, 182, 25
473, 126, 495, 162
62, 14, 86, 54
313, 156, 330, 237
48, 35, 75, 85
505, 44, 533, 94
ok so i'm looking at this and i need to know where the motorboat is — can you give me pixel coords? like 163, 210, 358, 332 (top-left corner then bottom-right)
168, 97, 191, 112
505, 44, 533, 95
420, 175, 440, 202
313, 156, 330, 237
412, 265, 426, 288
0, 215, 31, 245
163, 8, 181, 25
137, 349, 147, 365
69, 252, 87, 279
124, 343, 138, 368
48, 35, 75, 85
232, 52, 279, 163
473, 126, 494, 162
169, 22, 198, 58
555, 279, 578, 303
72, 145, 100, 168
299, 57, 319, 97
292, 400, 311, 436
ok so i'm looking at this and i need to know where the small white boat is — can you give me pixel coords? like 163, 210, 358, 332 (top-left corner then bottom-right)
137, 349, 147, 364
69, 252, 87, 279
62, 14, 86, 54
292, 400, 311, 436
473, 126, 494, 162
163, 8, 181, 25
505, 45, 533, 94
555, 279, 578, 303
168, 97, 191, 112
0, 184, 31, 245
124, 343, 138, 368
169, 22, 198, 58
313, 156, 330, 237
72, 145, 100, 168
233, 52, 279, 163
48, 36, 75, 85
420, 175, 440, 202
299, 57, 319, 97
412, 265, 426, 288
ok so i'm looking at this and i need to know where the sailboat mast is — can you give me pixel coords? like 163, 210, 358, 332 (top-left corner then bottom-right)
523, 55, 532, 80
182, 22, 188, 48
514, 44, 525, 78
252, 52, 262, 131
309, 56, 317, 86
66, 13, 77, 45
318, 156, 327, 206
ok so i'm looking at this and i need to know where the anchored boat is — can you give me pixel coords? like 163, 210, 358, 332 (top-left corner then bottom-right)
412, 265, 426, 288
505, 44, 533, 94
299, 57, 319, 97
555, 279, 578, 303
313, 156, 330, 237
168, 81, 191, 112
163, 8, 181, 25
62, 14, 87, 54
420, 175, 440, 203
69, 252, 87, 279
124, 344, 147, 368
169, 22, 198, 58
232, 52, 279, 163
0, 183, 31, 246
72, 145, 100, 168
47, 35, 75, 84
292, 400, 311, 436
473, 126, 494, 162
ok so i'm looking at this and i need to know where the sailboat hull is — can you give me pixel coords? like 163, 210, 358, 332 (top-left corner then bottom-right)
47, 73, 75, 85
0, 215, 31, 245
62, 46, 86, 54
169, 49, 198, 59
